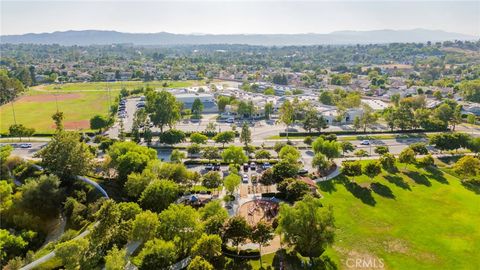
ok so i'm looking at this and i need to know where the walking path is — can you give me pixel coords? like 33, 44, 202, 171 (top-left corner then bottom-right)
20, 164, 108, 270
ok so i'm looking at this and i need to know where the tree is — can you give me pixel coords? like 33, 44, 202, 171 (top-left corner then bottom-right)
131, 210, 160, 241
146, 90, 181, 133
190, 133, 208, 144
191, 234, 222, 262
188, 143, 202, 156
363, 161, 382, 180
264, 102, 274, 120
354, 149, 369, 159
312, 153, 330, 175
202, 171, 222, 189
222, 216, 251, 253
277, 178, 311, 201
272, 159, 299, 182
251, 221, 274, 266
217, 96, 231, 112
223, 174, 241, 195
213, 131, 235, 147
107, 141, 157, 182
341, 161, 362, 180
255, 149, 271, 159
240, 122, 252, 150
399, 148, 416, 169
125, 170, 156, 198
278, 145, 301, 162
157, 204, 202, 256
277, 195, 335, 265
340, 141, 355, 156
139, 180, 179, 213
279, 100, 294, 139
37, 131, 93, 180
319, 91, 334, 105
55, 238, 89, 270
52, 111, 65, 131
199, 200, 229, 235
409, 142, 429, 155
353, 116, 361, 131
170, 149, 186, 163
191, 98, 204, 119
467, 137, 480, 157
433, 103, 453, 127
359, 104, 378, 132
136, 239, 177, 270
418, 154, 435, 167
187, 256, 214, 270
0, 229, 27, 262
454, 156, 480, 178
20, 175, 64, 218
105, 246, 126, 270
8, 124, 35, 141
159, 129, 186, 144
467, 114, 476, 125
202, 146, 220, 160
90, 115, 110, 133
222, 146, 247, 166
259, 168, 275, 186
374, 146, 389, 155
379, 153, 397, 171
303, 109, 327, 133
312, 137, 340, 160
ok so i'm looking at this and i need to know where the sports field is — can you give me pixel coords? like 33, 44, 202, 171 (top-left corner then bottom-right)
0, 80, 199, 133
317, 162, 480, 270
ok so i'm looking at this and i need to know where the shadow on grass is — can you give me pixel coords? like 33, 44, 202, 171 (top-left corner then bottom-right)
405, 171, 431, 186
343, 180, 376, 206
424, 166, 448, 184
318, 180, 337, 193
272, 249, 337, 270
371, 182, 395, 199
462, 180, 480, 195
384, 175, 411, 190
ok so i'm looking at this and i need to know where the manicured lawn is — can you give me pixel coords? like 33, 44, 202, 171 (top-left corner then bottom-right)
0, 89, 119, 133
317, 162, 480, 269
35, 80, 199, 91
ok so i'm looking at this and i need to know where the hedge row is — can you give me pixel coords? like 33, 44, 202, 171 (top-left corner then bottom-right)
278, 129, 448, 137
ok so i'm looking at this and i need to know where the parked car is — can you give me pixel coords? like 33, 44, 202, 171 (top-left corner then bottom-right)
243, 163, 249, 171
298, 168, 308, 175
226, 117, 235, 123
204, 164, 213, 171
360, 140, 370, 145
242, 174, 249, 184
251, 173, 258, 184
139, 96, 146, 101
249, 162, 256, 170
213, 163, 221, 171
262, 162, 272, 170
20, 143, 32, 148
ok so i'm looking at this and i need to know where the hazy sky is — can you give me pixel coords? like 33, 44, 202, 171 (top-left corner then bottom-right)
1, 1, 479, 36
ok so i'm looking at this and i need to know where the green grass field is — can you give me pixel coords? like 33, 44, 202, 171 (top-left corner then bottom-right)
0, 80, 201, 133
0, 89, 118, 133
316, 162, 480, 270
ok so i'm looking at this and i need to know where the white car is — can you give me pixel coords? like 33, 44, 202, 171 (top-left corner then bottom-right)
360, 140, 370, 145
242, 174, 249, 184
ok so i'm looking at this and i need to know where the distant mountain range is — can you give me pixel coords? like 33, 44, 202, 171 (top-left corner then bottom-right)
1, 29, 477, 46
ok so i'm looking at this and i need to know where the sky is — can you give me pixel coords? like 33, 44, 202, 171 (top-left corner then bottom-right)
1, 0, 479, 36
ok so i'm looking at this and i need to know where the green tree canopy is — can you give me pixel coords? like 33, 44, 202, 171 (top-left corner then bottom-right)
277, 195, 335, 264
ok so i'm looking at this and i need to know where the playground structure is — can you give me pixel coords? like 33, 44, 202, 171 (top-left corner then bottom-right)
238, 198, 280, 226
